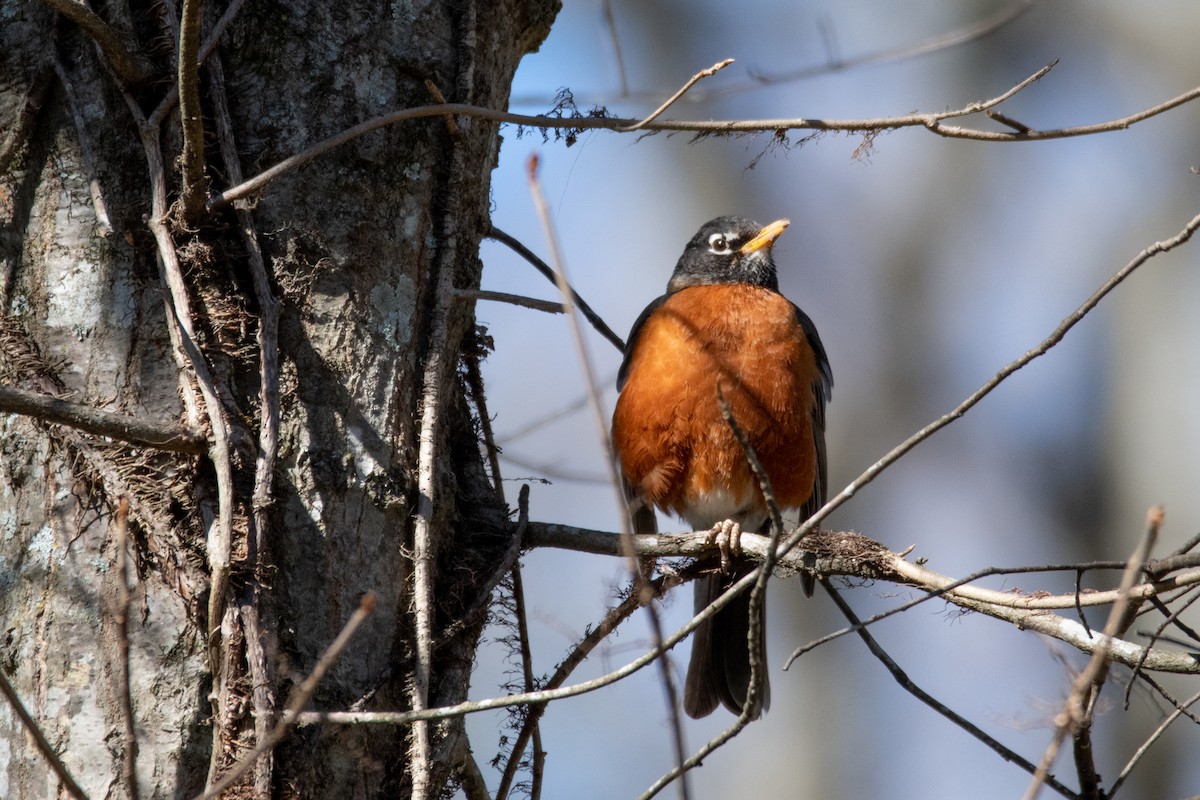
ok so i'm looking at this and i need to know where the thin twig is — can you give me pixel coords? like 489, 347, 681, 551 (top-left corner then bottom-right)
619, 58, 735, 131
486, 225, 625, 351
38, 0, 152, 84
208, 48, 280, 800
409, 114, 479, 800
423, 79, 461, 136
601, 0, 629, 98
824, 581, 1080, 799
191, 593, 376, 800
177, 0, 207, 217
1109, 687, 1200, 798
0, 385, 207, 452
748, 1, 1036, 89
147, 0, 251, 128
295, 575, 651, 726
0, 669, 91, 800
50, 57, 113, 236
119, 86, 239, 793
1023, 508, 1162, 800
453, 288, 566, 314
494, 572, 679, 800
639, 390, 789, 798
718, 384, 783, 711
113, 498, 141, 800
525, 153, 690, 799
1124, 588, 1200, 710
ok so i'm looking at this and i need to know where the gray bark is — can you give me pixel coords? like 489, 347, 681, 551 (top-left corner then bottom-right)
0, 0, 558, 797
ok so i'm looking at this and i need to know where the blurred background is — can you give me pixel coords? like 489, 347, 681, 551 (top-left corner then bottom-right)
470, 1, 1200, 797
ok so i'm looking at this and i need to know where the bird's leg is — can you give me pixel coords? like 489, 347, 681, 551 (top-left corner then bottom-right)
705, 519, 742, 573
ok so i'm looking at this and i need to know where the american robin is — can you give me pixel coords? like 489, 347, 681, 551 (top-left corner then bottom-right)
611, 216, 832, 718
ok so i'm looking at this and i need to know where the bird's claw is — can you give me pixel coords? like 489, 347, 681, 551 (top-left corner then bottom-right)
706, 519, 742, 573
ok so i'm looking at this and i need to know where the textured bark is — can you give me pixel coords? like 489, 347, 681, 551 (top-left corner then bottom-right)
0, 0, 558, 797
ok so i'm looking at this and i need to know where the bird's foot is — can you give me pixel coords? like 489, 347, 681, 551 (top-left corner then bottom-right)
705, 519, 742, 573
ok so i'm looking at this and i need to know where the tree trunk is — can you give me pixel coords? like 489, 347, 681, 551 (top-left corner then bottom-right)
0, 0, 557, 797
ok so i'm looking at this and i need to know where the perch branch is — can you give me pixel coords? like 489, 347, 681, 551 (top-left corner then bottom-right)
526, 524, 1200, 673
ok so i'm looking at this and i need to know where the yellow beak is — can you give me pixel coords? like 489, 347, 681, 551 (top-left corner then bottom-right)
738, 218, 790, 255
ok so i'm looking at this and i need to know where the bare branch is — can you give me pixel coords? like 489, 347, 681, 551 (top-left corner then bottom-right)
486, 225, 625, 352
177, 0, 207, 217
1023, 508, 1162, 800
453, 288, 567, 314
211, 63, 1200, 209
1110, 687, 1200, 798
0, 385, 207, 453
526, 154, 690, 798
208, 47, 280, 800
39, 0, 153, 84
0, 672, 91, 800
191, 593, 376, 800
112, 498, 141, 800
51, 58, 113, 237
748, 1, 1036, 89
601, 0, 629, 98
825, 582, 1079, 800
619, 58, 735, 132
147, 0, 252, 129
526, 524, 1200, 673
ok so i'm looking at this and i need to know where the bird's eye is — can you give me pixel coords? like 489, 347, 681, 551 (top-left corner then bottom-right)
708, 233, 732, 254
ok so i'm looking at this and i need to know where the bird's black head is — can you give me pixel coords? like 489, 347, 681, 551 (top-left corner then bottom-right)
666, 216, 789, 294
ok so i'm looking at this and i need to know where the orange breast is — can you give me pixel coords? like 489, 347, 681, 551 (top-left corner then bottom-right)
611, 284, 821, 528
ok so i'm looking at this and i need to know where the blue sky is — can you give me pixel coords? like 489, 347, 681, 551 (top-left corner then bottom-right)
469, 2, 1200, 797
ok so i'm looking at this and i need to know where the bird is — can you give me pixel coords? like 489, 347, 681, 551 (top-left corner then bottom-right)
611, 215, 831, 718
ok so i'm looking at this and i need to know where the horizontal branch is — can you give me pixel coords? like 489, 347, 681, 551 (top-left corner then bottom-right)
525, 523, 1200, 674
210, 64, 1200, 209
0, 385, 207, 453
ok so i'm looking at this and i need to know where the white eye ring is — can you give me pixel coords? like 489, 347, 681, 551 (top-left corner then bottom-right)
708, 232, 733, 254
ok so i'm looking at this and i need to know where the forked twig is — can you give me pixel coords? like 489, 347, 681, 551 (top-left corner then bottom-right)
619, 58, 735, 132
